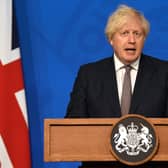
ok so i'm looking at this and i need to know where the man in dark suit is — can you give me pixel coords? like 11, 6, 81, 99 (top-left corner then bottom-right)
66, 54, 168, 118
65, 4, 168, 168
66, 5, 168, 119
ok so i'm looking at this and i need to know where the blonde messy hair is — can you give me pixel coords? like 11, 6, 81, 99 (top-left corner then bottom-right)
105, 5, 150, 41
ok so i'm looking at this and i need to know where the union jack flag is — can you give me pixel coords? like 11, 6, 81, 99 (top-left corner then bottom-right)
0, 0, 31, 167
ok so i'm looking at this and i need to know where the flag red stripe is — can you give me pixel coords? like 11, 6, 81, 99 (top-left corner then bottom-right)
0, 59, 31, 167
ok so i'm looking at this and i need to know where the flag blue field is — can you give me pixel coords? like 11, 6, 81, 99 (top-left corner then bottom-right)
14, 0, 168, 168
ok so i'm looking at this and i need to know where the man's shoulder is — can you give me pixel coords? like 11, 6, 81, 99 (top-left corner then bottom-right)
76, 56, 114, 78
142, 54, 168, 72
143, 54, 167, 64
80, 56, 113, 70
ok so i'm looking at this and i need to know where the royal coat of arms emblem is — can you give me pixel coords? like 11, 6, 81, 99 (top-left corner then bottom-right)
110, 114, 158, 166
113, 122, 153, 155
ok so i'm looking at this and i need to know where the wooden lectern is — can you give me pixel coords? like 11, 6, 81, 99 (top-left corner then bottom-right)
44, 118, 168, 167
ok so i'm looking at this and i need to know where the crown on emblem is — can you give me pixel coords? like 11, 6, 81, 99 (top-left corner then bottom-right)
127, 122, 138, 133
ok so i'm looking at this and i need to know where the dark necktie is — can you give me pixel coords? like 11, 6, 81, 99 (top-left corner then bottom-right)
121, 65, 132, 115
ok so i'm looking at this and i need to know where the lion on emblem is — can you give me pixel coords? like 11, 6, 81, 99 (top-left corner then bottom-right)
113, 124, 129, 153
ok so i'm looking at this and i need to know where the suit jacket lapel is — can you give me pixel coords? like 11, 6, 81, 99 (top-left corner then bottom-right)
107, 57, 121, 116
130, 54, 156, 114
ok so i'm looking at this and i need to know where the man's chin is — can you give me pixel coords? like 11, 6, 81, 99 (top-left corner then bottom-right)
124, 57, 138, 64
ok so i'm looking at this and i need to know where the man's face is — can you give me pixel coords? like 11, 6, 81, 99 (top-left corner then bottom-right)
110, 16, 146, 64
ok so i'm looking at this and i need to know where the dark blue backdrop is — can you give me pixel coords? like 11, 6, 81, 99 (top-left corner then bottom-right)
14, 0, 168, 168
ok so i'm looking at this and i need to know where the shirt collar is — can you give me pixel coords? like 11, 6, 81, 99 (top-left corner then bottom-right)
114, 53, 140, 71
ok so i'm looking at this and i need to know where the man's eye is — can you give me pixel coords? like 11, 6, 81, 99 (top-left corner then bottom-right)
134, 32, 142, 37
121, 31, 129, 36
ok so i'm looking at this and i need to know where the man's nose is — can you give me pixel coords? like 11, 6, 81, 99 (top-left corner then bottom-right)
128, 33, 136, 43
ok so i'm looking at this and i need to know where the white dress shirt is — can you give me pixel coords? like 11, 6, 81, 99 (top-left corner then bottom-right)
114, 53, 140, 105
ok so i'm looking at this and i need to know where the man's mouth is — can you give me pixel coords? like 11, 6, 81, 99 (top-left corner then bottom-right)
125, 48, 136, 51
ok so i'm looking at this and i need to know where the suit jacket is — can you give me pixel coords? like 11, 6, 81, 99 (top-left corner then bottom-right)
66, 54, 168, 118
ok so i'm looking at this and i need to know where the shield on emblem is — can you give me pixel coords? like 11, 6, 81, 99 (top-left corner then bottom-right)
110, 114, 159, 166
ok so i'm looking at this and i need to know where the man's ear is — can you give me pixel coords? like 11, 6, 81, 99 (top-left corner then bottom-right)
109, 39, 113, 46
